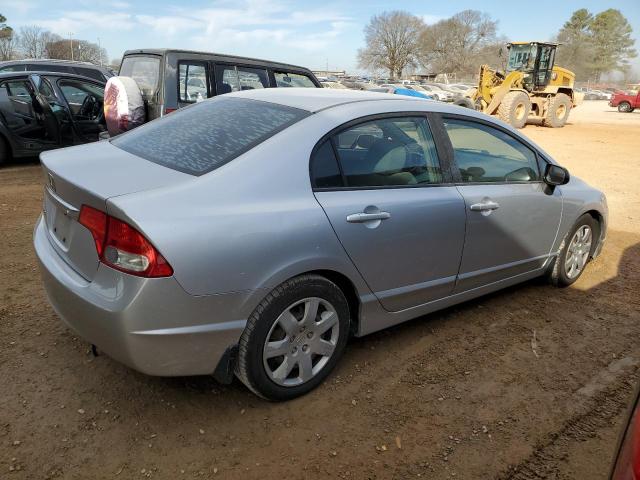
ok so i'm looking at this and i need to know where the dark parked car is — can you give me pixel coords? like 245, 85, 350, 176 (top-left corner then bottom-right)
113, 49, 321, 126
0, 71, 105, 164
0, 59, 114, 82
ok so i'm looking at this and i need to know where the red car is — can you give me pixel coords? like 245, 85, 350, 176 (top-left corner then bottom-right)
610, 386, 640, 479
609, 90, 640, 112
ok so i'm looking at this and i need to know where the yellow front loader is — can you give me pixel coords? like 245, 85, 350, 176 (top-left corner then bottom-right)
472, 42, 581, 128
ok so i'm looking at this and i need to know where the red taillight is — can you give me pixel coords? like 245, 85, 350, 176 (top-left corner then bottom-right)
612, 398, 640, 479
78, 205, 173, 278
79, 205, 107, 256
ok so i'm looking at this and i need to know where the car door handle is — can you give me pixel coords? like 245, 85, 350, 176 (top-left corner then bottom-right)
346, 212, 391, 223
470, 201, 500, 211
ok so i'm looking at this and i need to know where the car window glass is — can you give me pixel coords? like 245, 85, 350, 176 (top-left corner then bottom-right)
179, 63, 208, 102
331, 116, 442, 187
119, 56, 160, 96
310, 140, 343, 188
274, 72, 316, 88
443, 119, 540, 183
214, 66, 240, 94
27, 64, 70, 73
237, 67, 269, 90
0, 65, 26, 72
59, 80, 104, 121
0, 80, 48, 140
112, 97, 309, 176
74, 67, 105, 82
37, 77, 58, 103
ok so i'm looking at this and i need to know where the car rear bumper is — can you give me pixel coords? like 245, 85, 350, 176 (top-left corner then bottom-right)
34, 215, 251, 377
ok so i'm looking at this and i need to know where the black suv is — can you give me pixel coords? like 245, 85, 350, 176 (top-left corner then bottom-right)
0, 71, 105, 164
0, 59, 114, 82
118, 49, 321, 122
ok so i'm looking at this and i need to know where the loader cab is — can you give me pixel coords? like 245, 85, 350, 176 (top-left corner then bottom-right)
506, 42, 557, 91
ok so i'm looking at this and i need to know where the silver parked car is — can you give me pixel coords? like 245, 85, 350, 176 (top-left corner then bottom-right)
34, 89, 607, 400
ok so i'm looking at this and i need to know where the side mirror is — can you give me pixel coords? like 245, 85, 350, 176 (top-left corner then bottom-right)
544, 164, 570, 186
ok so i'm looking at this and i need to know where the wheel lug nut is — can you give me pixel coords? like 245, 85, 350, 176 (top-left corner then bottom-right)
302, 345, 308, 352
307, 332, 313, 339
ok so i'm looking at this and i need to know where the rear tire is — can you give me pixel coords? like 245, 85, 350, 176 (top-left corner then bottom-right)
235, 274, 350, 401
543, 93, 572, 128
454, 97, 475, 109
618, 102, 633, 113
498, 91, 531, 128
548, 214, 598, 287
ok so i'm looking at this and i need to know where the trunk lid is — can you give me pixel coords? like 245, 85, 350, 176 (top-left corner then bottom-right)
40, 141, 192, 281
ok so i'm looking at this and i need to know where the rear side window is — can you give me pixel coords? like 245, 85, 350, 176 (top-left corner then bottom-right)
27, 63, 71, 73
119, 56, 160, 95
274, 72, 316, 88
313, 116, 442, 188
310, 141, 343, 188
0, 64, 26, 72
112, 97, 309, 176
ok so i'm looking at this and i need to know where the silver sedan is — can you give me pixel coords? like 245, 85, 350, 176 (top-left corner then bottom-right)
34, 89, 607, 400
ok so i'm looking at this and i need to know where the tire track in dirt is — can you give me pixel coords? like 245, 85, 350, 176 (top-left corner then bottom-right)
498, 365, 638, 480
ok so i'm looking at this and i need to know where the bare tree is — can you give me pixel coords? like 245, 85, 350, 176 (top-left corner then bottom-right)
46, 38, 107, 64
419, 10, 499, 76
18, 25, 53, 58
357, 11, 424, 79
0, 14, 16, 60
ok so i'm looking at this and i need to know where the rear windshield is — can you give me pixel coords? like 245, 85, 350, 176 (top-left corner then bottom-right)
111, 97, 309, 176
119, 55, 160, 96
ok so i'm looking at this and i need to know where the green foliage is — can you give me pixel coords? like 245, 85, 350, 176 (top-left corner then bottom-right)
556, 8, 637, 81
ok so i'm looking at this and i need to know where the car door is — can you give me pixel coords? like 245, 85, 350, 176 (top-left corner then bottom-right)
312, 115, 466, 312
439, 116, 563, 292
0, 76, 59, 152
56, 77, 105, 142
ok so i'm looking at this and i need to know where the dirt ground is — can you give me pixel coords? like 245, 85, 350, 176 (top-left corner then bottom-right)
1, 100, 639, 479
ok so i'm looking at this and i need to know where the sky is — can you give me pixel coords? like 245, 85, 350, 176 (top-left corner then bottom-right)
2, 0, 639, 74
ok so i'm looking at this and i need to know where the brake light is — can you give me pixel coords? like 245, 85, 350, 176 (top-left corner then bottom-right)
612, 398, 640, 479
78, 205, 173, 278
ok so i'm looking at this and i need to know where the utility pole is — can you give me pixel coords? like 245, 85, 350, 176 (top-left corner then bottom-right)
69, 33, 73, 61
97, 37, 103, 66
326, 58, 328, 77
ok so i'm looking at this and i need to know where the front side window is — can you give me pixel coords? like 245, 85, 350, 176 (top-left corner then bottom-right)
443, 119, 540, 183
314, 116, 442, 188
274, 71, 316, 88
59, 80, 104, 121
112, 97, 309, 176
178, 62, 208, 102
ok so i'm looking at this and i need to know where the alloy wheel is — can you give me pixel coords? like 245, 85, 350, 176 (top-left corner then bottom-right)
565, 225, 592, 279
263, 297, 339, 387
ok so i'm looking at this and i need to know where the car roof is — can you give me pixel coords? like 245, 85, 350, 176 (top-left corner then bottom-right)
0, 70, 106, 83
0, 59, 107, 69
225, 88, 479, 116
122, 49, 313, 72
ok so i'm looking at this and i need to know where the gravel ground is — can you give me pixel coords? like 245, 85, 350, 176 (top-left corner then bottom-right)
1, 100, 639, 479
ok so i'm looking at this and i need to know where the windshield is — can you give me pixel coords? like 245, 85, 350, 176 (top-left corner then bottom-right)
112, 97, 309, 176
507, 44, 537, 72
119, 55, 161, 97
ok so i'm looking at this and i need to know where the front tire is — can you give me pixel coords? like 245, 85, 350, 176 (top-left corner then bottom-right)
543, 93, 572, 128
235, 274, 350, 401
618, 102, 633, 113
498, 91, 531, 128
548, 214, 598, 287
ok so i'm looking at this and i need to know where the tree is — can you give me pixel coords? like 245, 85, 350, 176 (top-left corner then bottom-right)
555, 9, 594, 80
418, 10, 499, 76
555, 9, 637, 82
589, 9, 637, 81
18, 25, 54, 58
0, 14, 16, 61
357, 11, 424, 79
45, 38, 107, 64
